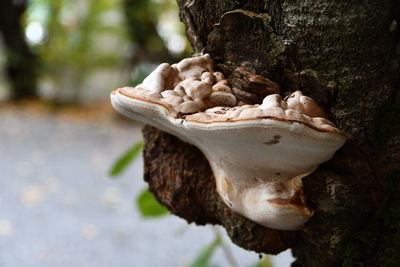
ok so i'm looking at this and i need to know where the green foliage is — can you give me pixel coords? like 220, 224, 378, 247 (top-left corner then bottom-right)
109, 141, 144, 177
124, 0, 190, 58
136, 188, 169, 218
28, 0, 129, 76
25, 0, 189, 102
190, 235, 222, 267
23, 0, 131, 102
251, 255, 274, 267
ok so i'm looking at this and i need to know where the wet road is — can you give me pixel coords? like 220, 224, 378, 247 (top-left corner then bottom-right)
0, 108, 293, 267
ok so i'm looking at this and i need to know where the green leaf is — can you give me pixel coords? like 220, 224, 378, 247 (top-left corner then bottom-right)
109, 142, 144, 177
136, 188, 169, 218
190, 235, 222, 267
250, 255, 273, 267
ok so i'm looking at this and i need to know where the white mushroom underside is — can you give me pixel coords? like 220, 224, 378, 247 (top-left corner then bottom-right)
110, 53, 347, 230
111, 90, 346, 230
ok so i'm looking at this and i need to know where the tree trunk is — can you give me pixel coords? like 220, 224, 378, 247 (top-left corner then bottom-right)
142, 1, 400, 266
0, 0, 38, 100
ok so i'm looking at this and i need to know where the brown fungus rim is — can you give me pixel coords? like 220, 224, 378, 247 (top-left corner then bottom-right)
116, 88, 348, 138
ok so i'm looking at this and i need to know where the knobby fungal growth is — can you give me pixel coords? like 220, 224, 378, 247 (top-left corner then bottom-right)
111, 54, 347, 230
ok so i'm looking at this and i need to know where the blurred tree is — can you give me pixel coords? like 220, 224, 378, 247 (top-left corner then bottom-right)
123, 0, 187, 66
37, 0, 127, 102
21, 0, 138, 103
0, 0, 38, 99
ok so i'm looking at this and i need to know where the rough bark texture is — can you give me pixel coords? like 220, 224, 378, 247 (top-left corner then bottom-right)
142, 1, 400, 266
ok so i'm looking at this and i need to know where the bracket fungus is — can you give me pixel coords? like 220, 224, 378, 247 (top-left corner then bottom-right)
110, 54, 347, 231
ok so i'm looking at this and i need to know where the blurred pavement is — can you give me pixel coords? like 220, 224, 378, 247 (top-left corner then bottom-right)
0, 106, 294, 267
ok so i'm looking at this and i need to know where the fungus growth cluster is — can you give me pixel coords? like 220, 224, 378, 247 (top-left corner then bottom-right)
123, 54, 237, 115
111, 54, 347, 230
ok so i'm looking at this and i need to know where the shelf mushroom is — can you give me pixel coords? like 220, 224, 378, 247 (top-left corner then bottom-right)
110, 54, 347, 231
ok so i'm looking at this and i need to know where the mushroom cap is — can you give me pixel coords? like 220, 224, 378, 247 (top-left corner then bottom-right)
111, 88, 346, 230
110, 55, 347, 230
112, 87, 346, 174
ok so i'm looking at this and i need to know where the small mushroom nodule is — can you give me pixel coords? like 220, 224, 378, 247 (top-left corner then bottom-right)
110, 54, 347, 231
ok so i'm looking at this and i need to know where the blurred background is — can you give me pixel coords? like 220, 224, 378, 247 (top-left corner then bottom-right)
0, 0, 293, 266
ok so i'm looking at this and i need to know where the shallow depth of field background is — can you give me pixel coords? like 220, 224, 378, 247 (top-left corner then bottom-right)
0, 0, 293, 266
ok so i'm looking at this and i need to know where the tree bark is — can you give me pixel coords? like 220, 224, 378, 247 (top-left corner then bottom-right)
142, 1, 400, 266
0, 0, 38, 100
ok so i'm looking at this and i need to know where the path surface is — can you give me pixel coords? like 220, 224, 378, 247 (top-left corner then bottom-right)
0, 106, 293, 267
